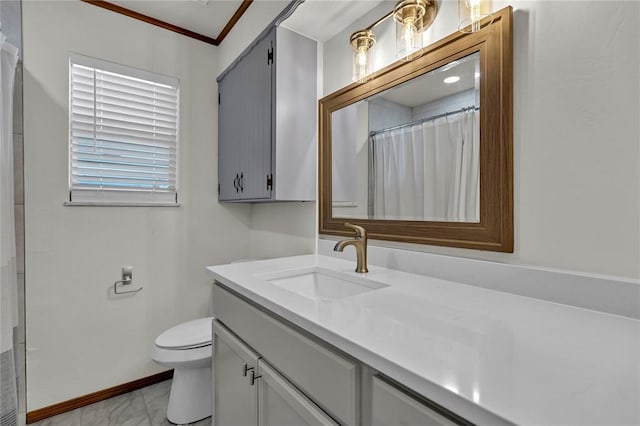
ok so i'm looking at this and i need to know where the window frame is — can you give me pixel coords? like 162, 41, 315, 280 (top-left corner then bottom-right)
66, 53, 181, 207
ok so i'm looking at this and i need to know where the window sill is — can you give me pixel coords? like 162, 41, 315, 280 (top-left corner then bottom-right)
64, 201, 182, 207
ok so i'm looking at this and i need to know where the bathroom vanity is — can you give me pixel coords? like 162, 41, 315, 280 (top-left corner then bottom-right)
207, 255, 639, 425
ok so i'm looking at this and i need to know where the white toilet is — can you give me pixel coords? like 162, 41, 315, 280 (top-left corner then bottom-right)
151, 317, 213, 424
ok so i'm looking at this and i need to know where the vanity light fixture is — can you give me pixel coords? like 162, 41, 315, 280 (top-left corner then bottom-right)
351, 30, 376, 83
350, 0, 438, 83
394, 0, 436, 60
444, 75, 461, 84
458, 0, 493, 33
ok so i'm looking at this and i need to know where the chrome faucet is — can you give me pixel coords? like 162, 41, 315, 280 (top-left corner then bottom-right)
334, 223, 368, 273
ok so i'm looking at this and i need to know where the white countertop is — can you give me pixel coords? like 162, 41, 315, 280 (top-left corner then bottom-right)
207, 255, 640, 426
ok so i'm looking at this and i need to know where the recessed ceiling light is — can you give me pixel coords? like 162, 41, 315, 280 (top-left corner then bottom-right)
444, 76, 460, 84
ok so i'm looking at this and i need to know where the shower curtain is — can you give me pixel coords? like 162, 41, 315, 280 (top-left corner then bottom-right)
0, 34, 19, 426
371, 108, 479, 221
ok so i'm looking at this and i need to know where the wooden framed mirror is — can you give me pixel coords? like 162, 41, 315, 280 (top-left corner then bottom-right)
319, 6, 513, 252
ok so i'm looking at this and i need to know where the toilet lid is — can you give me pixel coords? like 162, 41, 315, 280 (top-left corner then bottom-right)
155, 317, 213, 350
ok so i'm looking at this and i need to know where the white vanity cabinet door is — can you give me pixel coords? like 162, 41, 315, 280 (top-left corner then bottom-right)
257, 359, 338, 426
212, 283, 358, 426
213, 320, 260, 426
371, 376, 459, 426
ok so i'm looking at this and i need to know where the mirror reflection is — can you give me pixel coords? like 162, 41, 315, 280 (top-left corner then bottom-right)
332, 52, 480, 222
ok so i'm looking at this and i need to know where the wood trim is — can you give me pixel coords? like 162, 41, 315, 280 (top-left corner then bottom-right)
26, 370, 173, 424
319, 7, 513, 252
216, 0, 255, 45
80, 0, 254, 46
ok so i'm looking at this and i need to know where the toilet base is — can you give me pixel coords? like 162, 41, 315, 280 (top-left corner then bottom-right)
167, 365, 211, 424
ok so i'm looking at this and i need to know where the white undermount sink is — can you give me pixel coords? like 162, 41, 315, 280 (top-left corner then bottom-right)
258, 267, 389, 300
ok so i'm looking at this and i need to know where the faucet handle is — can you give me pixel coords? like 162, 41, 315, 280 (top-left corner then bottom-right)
344, 223, 367, 239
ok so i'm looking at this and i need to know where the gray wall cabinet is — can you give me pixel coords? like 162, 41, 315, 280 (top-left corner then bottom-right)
212, 283, 471, 426
217, 26, 317, 202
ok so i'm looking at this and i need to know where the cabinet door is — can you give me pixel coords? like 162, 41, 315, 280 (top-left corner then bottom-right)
218, 62, 241, 200
371, 376, 460, 426
213, 320, 259, 426
236, 31, 273, 200
258, 359, 338, 426
212, 282, 358, 426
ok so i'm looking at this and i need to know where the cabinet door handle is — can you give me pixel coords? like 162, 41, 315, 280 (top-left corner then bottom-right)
243, 363, 254, 377
250, 370, 262, 386
233, 173, 239, 192
239, 172, 244, 192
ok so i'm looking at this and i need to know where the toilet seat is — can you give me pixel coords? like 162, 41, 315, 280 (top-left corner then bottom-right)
155, 317, 213, 350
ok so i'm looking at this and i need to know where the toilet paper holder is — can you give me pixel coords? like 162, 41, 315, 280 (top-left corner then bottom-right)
113, 266, 143, 295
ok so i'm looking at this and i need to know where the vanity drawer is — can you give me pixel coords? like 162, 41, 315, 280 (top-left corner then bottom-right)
212, 283, 358, 426
371, 376, 462, 426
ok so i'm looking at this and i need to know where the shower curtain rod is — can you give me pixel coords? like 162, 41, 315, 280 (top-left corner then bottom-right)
369, 105, 479, 137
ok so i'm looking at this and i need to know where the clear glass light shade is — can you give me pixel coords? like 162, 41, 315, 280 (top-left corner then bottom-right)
395, 18, 422, 60
351, 31, 375, 83
349, 0, 437, 82
394, 0, 433, 61
458, 0, 493, 33
353, 49, 372, 83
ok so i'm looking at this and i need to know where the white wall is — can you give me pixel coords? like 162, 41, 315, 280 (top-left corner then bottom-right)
23, 1, 252, 410
217, 0, 317, 261
322, 0, 640, 279
217, 0, 289, 74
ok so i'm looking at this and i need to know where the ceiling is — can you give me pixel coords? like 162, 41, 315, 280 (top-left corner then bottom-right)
86, 0, 389, 47
89, 0, 477, 107
281, 0, 387, 42
108, 0, 242, 40
377, 52, 479, 107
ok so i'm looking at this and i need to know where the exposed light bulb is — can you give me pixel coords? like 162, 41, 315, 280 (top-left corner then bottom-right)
355, 49, 370, 82
357, 50, 368, 66
466, 0, 481, 32
402, 18, 416, 42
352, 45, 373, 83
402, 19, 417, 55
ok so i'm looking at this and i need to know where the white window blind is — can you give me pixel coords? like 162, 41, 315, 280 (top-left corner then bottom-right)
69, 54, 179, 204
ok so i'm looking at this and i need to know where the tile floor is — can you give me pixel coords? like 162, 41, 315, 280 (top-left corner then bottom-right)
31, 380, 211, 426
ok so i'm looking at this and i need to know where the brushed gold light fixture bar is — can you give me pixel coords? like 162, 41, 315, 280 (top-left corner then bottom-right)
350, 0, 438, 83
